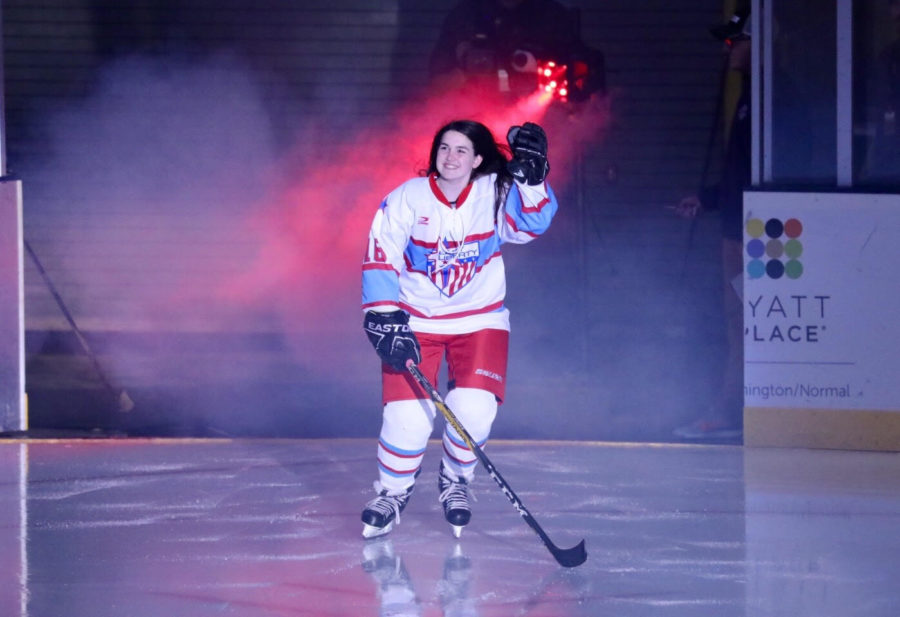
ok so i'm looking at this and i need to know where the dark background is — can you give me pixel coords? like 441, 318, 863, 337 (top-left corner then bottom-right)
3, 0, 730, 440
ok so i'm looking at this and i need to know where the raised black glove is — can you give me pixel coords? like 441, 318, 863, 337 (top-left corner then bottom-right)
364, 310, 421, 371
506, 122, 550, 185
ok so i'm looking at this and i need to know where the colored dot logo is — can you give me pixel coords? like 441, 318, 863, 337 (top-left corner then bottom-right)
745, 217, 803, 279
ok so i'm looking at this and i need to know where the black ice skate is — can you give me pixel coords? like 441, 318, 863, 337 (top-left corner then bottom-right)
438, 463, 473, 538
361, 482, 414, 539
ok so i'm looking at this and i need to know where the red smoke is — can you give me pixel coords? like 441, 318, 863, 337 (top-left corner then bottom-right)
219, 84, 610, 348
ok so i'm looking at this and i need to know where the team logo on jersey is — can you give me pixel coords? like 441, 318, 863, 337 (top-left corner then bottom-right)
427, 239, 480, 296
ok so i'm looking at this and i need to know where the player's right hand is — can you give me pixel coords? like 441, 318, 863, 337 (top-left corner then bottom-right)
364, 310, 422, 371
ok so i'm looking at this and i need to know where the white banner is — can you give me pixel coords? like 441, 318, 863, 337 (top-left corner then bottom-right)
743, 191, 900, 412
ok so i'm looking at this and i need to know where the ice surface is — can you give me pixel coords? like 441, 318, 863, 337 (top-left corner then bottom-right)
1, 439, 898, 616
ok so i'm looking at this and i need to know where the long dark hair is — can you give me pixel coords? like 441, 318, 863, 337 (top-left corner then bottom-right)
425, 119, 513, 213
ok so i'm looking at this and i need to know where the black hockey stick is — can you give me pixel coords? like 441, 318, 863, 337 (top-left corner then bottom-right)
406, 360, 587, 568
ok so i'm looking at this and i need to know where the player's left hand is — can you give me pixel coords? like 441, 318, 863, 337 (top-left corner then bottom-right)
507, 122, 550, 185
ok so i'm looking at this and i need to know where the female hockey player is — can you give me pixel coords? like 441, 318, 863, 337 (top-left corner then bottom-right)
360, 119, 556, 538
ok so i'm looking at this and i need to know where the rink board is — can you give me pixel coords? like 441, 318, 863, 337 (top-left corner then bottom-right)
742, 191, 900, 450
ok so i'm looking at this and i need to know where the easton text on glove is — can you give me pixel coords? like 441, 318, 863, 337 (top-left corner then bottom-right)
364, 310, 422, 371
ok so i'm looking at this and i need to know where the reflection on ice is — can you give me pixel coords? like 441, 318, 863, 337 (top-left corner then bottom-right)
0, 439, 896, 616
361, 538, 420, 617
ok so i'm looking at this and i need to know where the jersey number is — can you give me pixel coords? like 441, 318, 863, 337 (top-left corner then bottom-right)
365, 237, 387, 264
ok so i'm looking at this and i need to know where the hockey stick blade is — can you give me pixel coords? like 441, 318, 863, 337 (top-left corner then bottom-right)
406, 361, 587, 568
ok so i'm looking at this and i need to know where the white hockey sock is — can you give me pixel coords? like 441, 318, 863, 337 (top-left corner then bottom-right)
441, 387, 497, 480
377, 398, 435, 493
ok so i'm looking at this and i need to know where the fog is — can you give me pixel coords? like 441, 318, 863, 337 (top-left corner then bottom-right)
18, 47, 622, 437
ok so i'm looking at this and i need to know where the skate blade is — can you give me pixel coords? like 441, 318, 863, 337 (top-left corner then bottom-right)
362, 521, 394, 539
451, 525, 464, 539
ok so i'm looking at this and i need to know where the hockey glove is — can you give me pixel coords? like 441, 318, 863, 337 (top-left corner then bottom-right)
506, 122, 550, 185
364, 310, 422, 371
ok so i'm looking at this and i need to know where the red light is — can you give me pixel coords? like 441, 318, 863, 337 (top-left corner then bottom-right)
536, 60, 569, 102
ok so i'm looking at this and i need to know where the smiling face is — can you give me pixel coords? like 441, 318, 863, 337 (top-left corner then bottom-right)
435, 130, 483, 188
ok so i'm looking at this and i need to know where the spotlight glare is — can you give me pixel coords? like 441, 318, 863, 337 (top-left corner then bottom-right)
536, 59, 569, 103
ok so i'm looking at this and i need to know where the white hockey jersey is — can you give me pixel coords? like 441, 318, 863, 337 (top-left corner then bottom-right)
362, 173, 557, 335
